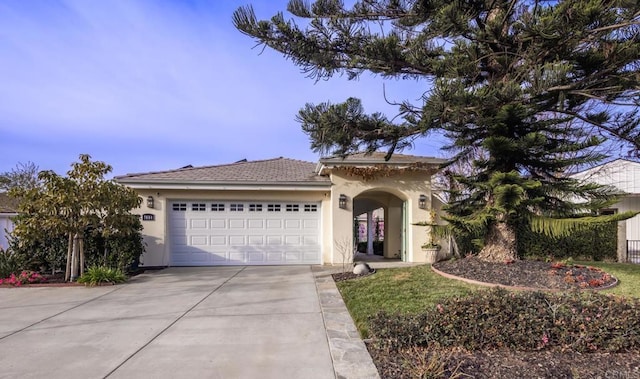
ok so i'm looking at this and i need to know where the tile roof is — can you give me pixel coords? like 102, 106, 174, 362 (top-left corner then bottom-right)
115, 158, 330, 185
0, 192, 18, 213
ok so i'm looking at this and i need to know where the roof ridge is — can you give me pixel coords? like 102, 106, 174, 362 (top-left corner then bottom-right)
115, 157, 316, 179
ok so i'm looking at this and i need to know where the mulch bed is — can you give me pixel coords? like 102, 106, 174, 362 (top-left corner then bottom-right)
336, 257, 640, 378
433, 256, 617, 290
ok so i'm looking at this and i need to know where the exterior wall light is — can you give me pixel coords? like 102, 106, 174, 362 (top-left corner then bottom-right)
418, 194, 427, 209
147, 195, 154, 209
339, 194, 347, 209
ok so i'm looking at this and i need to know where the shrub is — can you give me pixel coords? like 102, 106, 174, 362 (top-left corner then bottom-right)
452, 220, 618, 260
0, 246, 20, 278
0, 270, 46, 286
369, 288, 640, 353
77, 266, 126, 286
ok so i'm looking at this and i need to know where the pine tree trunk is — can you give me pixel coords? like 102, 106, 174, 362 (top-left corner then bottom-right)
478, 222, 517, 262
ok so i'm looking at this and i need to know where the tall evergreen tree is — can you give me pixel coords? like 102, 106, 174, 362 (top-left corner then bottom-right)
234, 0, 640, 261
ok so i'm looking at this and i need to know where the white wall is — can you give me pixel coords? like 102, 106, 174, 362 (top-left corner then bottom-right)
572, 160, 640, 240
0, 213, 16, 250
610, 197, 640, 241
573, 159, 640, 194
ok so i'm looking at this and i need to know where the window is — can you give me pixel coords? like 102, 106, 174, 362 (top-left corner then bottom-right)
211, 203, 225, 211
172, 203, 187, 211
249, 204, 263, 212
230, 203, 244, 212
191, 203, 206, 211
304, 204, 318, 212
286, 204, 299, 212
267, 204, 281, 212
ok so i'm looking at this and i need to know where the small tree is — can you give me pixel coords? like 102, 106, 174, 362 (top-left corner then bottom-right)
0, 162, 39, 192
10, 155, 142, 281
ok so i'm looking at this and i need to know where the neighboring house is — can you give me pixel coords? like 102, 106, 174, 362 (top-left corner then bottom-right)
0, 192, 18, 250
115, 153, 445, 267
571, 158, 640, 242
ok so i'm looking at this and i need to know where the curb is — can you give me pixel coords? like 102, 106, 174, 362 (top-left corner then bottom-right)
431, 264, 619, 292
312, 266, 380, 379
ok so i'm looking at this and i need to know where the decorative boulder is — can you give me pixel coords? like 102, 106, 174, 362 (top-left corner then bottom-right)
353, 262, 376, 275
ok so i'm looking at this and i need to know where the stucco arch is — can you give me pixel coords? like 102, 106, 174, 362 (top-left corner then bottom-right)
353, 188, 408, 259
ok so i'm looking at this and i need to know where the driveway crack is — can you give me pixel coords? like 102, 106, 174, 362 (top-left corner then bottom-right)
0, 286, 123, 342
103, 266, 246, 378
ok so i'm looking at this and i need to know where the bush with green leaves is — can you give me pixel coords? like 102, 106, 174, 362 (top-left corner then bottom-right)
0, 246, 20, 278
77, 266, 126, 286
369, 288, 640, 353
453, 220, 618, 260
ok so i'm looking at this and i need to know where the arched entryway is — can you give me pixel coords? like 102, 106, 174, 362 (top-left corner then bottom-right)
353, 189, 406, 260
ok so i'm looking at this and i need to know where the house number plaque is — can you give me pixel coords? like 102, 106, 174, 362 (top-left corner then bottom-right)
142, 214, 155, 221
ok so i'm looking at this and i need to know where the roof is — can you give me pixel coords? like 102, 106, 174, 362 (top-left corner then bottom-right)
317, 152, 445, 174
571, 158, 640, 195
115, 157, 330, 189
0, 192, 18, 213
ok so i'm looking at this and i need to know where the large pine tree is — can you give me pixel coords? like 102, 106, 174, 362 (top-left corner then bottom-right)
233, 0, 640, 261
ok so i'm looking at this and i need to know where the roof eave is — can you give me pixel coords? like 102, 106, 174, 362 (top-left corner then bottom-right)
116, 179, 331, 191
319, 158, 446, 166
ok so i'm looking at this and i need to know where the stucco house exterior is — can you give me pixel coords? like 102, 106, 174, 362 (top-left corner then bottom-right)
115, 153, 446, 267
0, 193, 18, 250
571, 159, 640, 242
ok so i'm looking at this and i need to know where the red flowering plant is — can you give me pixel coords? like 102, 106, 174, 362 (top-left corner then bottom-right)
0, 271, 47, 287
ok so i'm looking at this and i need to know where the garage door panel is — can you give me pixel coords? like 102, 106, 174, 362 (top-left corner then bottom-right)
229, 219, 245, 228
210, 219, 226, 229
190, 219, 208, 229
248, 235, 264, 245
190, 235, 208, 246
211, 252, 228, 262
303, 219, 318, 229
169, 201, 321, 266
267, 236, 282, 245
285, 235, 301, 245
284, 220, 301, 229
266, 219, 282, 229
229, 235, 246, 246
285, 252, 302, 262
247, 219, 264, 229
303, 236, 318, 246
247, 251, 265, 262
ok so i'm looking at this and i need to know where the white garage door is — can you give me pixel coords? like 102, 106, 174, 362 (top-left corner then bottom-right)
169, 200, 321, 266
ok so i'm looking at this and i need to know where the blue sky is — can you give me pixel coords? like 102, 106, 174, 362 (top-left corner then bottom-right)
0, 0, 443, 177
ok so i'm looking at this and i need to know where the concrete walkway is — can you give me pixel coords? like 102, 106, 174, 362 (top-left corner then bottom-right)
0, 266, 380, 379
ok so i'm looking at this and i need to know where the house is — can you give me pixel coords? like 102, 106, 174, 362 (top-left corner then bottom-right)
115, 153, 446, 267
0, 193, 18, 250
571, 159, 640, 254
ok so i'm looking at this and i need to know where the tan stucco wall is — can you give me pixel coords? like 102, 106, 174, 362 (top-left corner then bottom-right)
328, 169, 438, 264
130, 188, 330, 267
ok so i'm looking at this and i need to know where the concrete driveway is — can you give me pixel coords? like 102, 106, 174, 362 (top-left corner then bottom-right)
0, 266, 378, 379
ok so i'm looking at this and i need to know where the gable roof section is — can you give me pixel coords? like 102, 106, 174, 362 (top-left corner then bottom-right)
317, 152, 445, 175
571, 158, 640, 194
0, 192, 18, 213
115, 158, 330, 190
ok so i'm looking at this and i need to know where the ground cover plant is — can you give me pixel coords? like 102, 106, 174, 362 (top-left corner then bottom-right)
77, 266, 126, 286
0, 270, 46, 287
336, 262, 640, 378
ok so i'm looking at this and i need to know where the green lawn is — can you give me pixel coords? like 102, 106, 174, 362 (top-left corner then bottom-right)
580, 261, 640, 298
337, 261, 640, 338
335, 265, 476, 337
